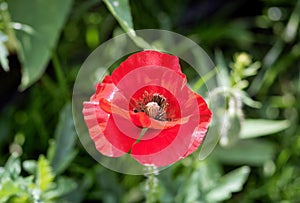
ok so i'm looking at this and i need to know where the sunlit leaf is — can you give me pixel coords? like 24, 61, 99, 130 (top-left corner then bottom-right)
103, 0, 151, 49
206, 166, 250, 202
175, 160, 250, 203
240, 91, 262, 108
199, 88, 243, 158
22, 160, 37, 175
197, 159, 222, 192
219, 97, 243, 147
103, 0, 134, 35
4, 153, 21, 179
283, 0, 300, 42
242, 61, 261, 77
36, 155, 55, 192
8, 0, 73, 89
175, 160, 221, 203
0, 179, 21, 202
0, 31, 9, 71
240, 119, 290, 139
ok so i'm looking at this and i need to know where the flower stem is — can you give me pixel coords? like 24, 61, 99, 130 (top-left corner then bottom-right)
145, 166, 158, 203
136, 128, 148, 143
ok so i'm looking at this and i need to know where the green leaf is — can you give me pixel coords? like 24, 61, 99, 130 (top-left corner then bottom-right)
47, 103, 77, 175
213, 139, 275, 166
242, 61, 261, 77
175, 159, 221, 203
0, 31, 9, 71
240, 91, 262, 108
206, 166, 250, 202
22, 160, 37, 175
8, 0, 73, 89
103, 0, 151, 49
36, 155, 55, 192
193, 68, 217, 92
43, 177, 77, 200
219, 97, 243, 147
4, 154, 21, 179
0, 155, 36, 202
0, 179, 22, 202
215, 49, 231, 87
240, 119, 290, 139
175, 160, 250, 203
283, 0, 300, 42
197, 159, 222, 193
103, 0, 134, 35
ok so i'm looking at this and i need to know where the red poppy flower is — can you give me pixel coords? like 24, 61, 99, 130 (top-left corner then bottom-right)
83, 50, 212, 167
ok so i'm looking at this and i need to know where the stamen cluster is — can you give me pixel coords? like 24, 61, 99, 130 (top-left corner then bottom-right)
133, 91, 170, 121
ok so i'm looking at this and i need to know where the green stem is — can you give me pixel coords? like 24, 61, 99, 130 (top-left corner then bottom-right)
0, 1, 19, 52
193, 67, 217, 92
145, 166, 158, 203
136, 128, 148, 143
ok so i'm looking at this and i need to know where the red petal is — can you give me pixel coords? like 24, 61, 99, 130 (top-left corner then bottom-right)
102, 116, 137, 153
83, 102, 125, 157
111, 50, 186, 85
99, 98, 112, 114
182, 94, 212, 157
129, 111, 151, 128
83, 76, 136, 155
130, 93, 212, 166
131, 119, 198, 166
130, 126, 179, 156
91, 76, 115, 102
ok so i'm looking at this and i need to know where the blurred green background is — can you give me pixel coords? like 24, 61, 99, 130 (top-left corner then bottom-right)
0, 0, 299, 202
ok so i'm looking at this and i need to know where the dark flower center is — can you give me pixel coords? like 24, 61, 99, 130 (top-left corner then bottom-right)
133, 91, 170, 121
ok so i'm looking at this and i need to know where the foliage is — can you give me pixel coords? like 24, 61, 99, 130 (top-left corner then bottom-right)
0, 154, 76, 203
7, 0, 73, 89
0, 0, 300, 202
